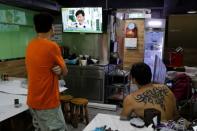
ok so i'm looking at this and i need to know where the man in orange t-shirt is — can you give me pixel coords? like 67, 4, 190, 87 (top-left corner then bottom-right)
25, 13, 68, 131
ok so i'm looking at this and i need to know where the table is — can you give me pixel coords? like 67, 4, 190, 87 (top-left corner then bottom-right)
0, 78, 67, 122
0, 92, 27, 122
83, 113, 153, 131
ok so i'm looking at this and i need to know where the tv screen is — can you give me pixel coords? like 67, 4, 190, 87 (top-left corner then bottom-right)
61, 7, 102, 33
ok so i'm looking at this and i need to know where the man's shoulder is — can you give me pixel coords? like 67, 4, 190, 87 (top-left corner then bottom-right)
45, 40, 58, 49
131, 84, 169, 96
35, 39, 59, 53
29, 38, 56, 46
124, 93, 136, 102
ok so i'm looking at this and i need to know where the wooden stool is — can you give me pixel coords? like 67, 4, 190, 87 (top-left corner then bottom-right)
70, 98, 89, 128
60, 95, 73, 123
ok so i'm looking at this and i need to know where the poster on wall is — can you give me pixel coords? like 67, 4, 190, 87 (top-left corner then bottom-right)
125, 22, 137, 49
0, 10, 26, 25
14, 10, 26, 25
0, 23, 19, 32
5, 10, 14, 23
0, 10, 15, 24
124, 38, 137, 49
0, 10, 6, 23
51, 34, 62, 44
51, 24, 63, 44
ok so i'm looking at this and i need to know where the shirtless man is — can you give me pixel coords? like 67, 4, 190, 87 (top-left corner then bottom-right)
121, 62, 178, 121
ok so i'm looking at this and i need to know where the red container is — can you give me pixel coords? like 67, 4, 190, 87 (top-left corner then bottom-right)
168, 52, 183, 67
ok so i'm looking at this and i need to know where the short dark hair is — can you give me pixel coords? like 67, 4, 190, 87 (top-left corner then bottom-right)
130, 62, 152, 86
75, 10, 85, 17
33, 13, 54, 33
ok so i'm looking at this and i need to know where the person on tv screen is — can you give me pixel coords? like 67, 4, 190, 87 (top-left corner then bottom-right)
120, 62, 179, 121
73, 9, 89, 29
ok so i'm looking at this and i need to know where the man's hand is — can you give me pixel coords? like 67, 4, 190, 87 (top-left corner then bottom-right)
52, 65, 62, 75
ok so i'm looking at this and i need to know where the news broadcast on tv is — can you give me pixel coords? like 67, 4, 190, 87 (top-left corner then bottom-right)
61, 7, 102, 33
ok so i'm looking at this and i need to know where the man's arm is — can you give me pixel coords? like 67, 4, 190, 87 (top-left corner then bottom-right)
120, 95, 134, 120
52, 65, 68, 76
61, 64, 68, 76
51, 43, 68, 77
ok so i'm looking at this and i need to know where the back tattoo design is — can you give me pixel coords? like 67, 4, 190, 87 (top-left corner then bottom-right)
135, 86, 169, 111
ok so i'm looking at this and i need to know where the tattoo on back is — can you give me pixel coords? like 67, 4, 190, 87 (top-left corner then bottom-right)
134, 86, 169, 111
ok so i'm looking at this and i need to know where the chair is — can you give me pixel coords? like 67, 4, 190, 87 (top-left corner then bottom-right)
70, 98, 89, 128
60, 95, 73, 123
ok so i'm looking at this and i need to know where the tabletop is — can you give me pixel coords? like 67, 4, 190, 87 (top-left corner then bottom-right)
83, 113, 153, 131
0, 78, 67, 122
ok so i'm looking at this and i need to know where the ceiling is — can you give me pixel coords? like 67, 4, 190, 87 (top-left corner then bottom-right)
56, 0, 164, 9
0, 0, 60, 14
164, 0, 197, 14
56, 0, 197, 15
0, 0, 197, 15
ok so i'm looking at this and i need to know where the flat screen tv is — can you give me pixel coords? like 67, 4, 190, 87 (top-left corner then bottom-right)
61, 7, 102, 33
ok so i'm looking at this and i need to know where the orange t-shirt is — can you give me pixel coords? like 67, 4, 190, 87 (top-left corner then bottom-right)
25, 38, 65, 110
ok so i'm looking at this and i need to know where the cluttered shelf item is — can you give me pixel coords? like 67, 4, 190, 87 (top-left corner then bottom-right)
85, 113, 194, 131
83, 113, 153, 131
165, 66, 197, 121
93, 125, 119, 131
65, 53, 99, 66
105, 64, 130, 106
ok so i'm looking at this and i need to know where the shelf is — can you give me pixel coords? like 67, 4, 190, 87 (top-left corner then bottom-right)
112, 83, 129, 87
107, 92, 124, 101
106, 83, 130, 89
107, 70, 130, 77
105, 65, 130, 105
106, 89, 129, 100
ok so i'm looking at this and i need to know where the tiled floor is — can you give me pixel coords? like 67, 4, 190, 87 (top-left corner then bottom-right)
67, 107, 122, 131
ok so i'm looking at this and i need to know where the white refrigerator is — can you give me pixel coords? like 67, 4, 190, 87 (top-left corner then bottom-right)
144, 19, 166, 80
